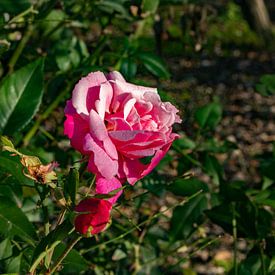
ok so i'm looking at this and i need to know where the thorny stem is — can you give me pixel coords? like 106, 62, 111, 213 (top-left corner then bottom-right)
80, 190, 203, 255
49, 235, 82, 275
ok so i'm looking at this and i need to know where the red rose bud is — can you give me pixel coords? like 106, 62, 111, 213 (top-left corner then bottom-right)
74, 198, 112, 236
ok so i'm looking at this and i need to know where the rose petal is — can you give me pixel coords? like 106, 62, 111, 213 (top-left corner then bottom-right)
96, 177, 123, 204
89, 110, 118, 160
84, 134, 118, 179
75, 198, 112, 235
64, 101, 89, 154
72, 71, 107, 116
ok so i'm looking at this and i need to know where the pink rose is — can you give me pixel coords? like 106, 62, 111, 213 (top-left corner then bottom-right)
64, 71, 181, 201
74, 198, 112, 235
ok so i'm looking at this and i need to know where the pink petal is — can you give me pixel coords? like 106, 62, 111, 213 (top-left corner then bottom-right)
64, 101, 89, 154
84, 134, 118, 179
122, 139, 177, 185
106, 71, 126, 82
89, 110, 118, 160
122, 158, 146, 185
95, 81, 113, 119
72, 71, 107, 116
96, 177, 123, 204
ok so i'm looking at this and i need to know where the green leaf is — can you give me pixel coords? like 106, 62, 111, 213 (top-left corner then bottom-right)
168, 178, 208, 196
260, 157, 275, 180
0, 196, 37, 246
119, 58, 137, 80
205, 200, 269, 239
195, 101, 222, 129
141, 0, 159, 15
30, 220, 73, 273
238, 253, 271, 275
98, 0, 131, 20
169, 193, 207, 241
173, 136, 196, 150
256, 74, 275, 96
220, 181, 247, 202
64, 168, 79, 206
203, 154, 223, 185
138, 53, 170, 79
0, 0, 30, 13
6, 253, 22, 273
0, 238, 12, 260
0, 153, 33, 186
52, 242, 88, 274
112, 249, 127, 261
0, 136, 15, 149
0, 176, 23, 203
0, 59, 44, 135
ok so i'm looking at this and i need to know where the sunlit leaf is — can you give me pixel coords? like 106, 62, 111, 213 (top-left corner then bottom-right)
0, 59, 44, 135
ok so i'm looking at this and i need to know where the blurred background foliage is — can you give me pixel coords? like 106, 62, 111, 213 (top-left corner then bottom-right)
0, 0, 274, 274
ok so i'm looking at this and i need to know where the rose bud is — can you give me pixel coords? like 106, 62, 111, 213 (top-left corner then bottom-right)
74, 198, 112, 236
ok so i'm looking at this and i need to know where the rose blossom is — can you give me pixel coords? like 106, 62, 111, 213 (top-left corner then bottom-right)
64, 71, 181, 201
74, 198, 112, 235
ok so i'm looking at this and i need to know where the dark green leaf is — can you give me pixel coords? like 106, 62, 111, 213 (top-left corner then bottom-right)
120, 58, 137, 80
0, 238, 12, 260
6, 253, 22, 273
98, 0, 131, 20
0, 196, 37, 246
220, 181, 247, 202
168, 178, 208, 196
195, 101, 222, 129
256, 74, 275, 96
52, 242, 88, 274
0, 0, 30, 13
203, 154, 223, 185
30, 220, 73, 273
138, 53, 170, 79
169, 193, 207, 241
0, 153, 33, 186
64, 168, 79, 206
173, 136, 196, 150
0, 59, 44, 135
260, 157, 275, 180
206, 200, 262, 239
237, 253, 271, 275
0, 176, 23, 203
